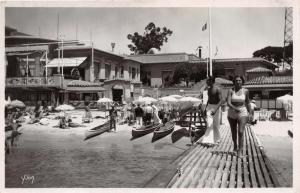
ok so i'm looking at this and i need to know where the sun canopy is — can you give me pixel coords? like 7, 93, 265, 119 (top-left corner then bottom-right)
46, 57, 87, 68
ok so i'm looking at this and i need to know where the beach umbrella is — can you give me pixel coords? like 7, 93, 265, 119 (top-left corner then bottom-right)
179, 97, 201, 103
276, 94, 293, 104
5, 99, 11, 107
97, 97, 113, 103
5, 96, 11, 107
134, 96, 157, 105
169, 94, 183, 99
7, 99, 26, 109
159, 96, 178, 103
55, 104, 75, 111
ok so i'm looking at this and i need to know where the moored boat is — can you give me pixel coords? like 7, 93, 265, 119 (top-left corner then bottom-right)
152, 122, 175, 142
131, 123, 162, 139
84, 120, 110, 140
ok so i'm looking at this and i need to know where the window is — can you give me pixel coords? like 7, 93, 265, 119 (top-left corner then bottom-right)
69, 93, 80, 100
129, 67, 132, 79
120, 66, 124, 78
115, 66, 118, 78
141, 70, 151, 86
105, 64, 111, 79
132, 67, 136, 79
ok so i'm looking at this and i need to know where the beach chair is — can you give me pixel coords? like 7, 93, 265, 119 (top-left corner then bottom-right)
82, 111, 93, 123
259, 109, 269, 121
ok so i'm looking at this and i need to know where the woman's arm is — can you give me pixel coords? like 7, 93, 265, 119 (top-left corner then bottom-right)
245, 88, 251, 113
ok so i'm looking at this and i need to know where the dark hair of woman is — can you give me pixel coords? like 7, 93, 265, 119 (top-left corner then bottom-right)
233, 75, 245, 84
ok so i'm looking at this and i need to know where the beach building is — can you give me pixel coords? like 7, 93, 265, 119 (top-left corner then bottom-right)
5, 26, 291, 109
127, 54, 277, 88
5, 27, 142, 107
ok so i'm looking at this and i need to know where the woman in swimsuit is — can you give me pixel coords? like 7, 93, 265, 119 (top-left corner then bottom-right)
227, 76, 250, 157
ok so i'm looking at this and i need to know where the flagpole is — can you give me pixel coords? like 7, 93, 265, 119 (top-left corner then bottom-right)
209, 7, 212, 76
206, 57, 209, 77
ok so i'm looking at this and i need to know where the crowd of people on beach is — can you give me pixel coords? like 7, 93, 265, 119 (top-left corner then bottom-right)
114, 102, 180, 128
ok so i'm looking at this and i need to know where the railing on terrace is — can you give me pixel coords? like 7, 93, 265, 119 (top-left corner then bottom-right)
254, 99, 289, 110
6, 75, 64, 88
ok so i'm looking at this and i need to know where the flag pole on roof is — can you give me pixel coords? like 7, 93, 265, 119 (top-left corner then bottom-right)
209, 7, 212, 76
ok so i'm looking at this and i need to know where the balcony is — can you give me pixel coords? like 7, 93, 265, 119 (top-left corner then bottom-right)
5, 74, 64, 88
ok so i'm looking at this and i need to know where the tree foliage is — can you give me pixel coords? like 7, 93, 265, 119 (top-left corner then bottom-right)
253, 43, 293, 67
172, 63, 206, 87
127, 22, 173, 54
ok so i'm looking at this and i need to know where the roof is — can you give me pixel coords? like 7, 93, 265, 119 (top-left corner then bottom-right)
56, 45, 124, 60
46, 57, 87, 68
214, 57, 278, 69
67, 80, 105, 92
246, 67, 273, 73
125, 53, 189, 64
245, 76, 293, 85
6, 26, 31, 36
6, 45, 49, 52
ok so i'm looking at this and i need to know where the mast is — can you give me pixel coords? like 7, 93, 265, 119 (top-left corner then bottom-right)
209, 7, 212, 76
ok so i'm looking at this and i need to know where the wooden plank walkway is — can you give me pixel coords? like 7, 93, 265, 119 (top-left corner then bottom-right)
145, 124, 280, 188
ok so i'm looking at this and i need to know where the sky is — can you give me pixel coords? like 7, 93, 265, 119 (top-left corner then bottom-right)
5, 7, 286, 59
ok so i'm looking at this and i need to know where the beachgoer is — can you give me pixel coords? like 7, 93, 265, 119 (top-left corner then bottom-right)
249, 99, 257, 124
58, 112, 68, 129
34, 101, 43, 119
152, 104, 161, 124
201, 76, 223, 146
227, 75, 250, 157
134, 104, 144, 126
10, 119, 20, 146
109, 106, 117, 132
145, 103, 153, 125
82, 101, 93, 123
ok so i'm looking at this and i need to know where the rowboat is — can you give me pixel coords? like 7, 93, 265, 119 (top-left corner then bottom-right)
131, 123, 162, 139
84, 120, 110, 140
152, 122, 175, 142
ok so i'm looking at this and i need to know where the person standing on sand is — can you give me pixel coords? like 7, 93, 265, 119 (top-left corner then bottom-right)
134, 104, 144, 127
109, 106, 117, 132
201, 76, 223, 146
227, 75, 250, 157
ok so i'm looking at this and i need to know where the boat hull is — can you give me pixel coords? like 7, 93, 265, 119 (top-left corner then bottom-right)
152, 122, 175, 142
131, 123, 162, 139
84, 121, 110, 140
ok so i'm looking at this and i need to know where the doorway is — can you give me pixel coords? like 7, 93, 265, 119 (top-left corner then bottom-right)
112, 89, 123, 104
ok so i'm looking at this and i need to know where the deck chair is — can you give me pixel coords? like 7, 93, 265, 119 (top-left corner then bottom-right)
259, 109, 269, 121
82, 111, 93, 123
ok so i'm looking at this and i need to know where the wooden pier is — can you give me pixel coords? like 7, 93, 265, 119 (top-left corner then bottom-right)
145, 124, 280, 188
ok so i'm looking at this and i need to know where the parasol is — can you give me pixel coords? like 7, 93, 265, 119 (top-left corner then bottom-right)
7, 99, 25, 109
55, 104, 75, 111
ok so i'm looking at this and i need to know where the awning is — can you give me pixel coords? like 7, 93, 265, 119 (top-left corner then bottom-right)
6, 52, 35, 56
46, 57, 87, 68
66, 79, 106, 92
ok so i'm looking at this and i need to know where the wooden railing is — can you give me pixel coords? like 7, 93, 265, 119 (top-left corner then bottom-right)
5, 75, 64, 88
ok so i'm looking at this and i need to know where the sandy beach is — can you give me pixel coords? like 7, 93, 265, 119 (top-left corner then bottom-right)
251, 113, 293, 187
5, 110, 293, 188
5, 110, 191, 188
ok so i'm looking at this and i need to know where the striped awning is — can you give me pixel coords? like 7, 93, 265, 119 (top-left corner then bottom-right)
67, 80, 106, 92
46, 57, 87, 68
